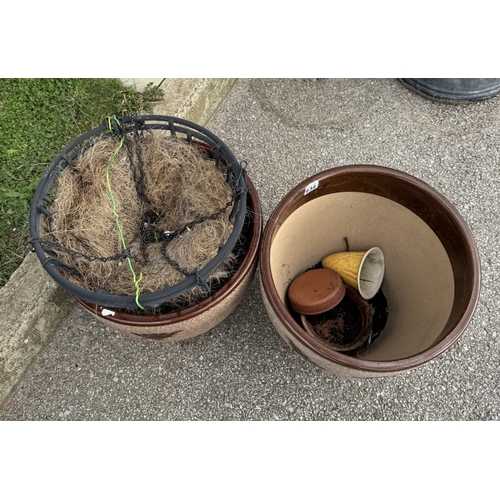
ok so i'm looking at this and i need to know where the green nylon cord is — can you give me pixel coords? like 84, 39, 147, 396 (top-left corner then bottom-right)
106, 116, 144, 309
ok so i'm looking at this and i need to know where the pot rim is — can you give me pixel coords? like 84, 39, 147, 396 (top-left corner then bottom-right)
259, 164, 481, 373
77, 174, 262, 326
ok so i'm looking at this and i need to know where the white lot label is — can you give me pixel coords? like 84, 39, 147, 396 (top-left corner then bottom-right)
304, 180, 319, 195
101, 309, 115, 317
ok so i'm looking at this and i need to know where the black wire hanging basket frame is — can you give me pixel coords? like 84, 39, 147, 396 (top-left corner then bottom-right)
30, 115, 248, 310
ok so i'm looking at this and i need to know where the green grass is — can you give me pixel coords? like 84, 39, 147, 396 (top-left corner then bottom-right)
0, 78, 163, 286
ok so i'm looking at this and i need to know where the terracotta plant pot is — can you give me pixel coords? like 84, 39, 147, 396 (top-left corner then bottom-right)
287, 268, 345, 315
300, 286, 373, 352
76, 175, 262, 341
259, 165, 481, 377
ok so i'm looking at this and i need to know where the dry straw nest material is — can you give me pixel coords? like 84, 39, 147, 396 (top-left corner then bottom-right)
43, 130, 238, 310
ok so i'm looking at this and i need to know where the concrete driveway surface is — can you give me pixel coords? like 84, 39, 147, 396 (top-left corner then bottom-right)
1, 78, 499, 421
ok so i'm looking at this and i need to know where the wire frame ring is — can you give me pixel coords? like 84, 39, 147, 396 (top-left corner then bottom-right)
30, 115, 248, 309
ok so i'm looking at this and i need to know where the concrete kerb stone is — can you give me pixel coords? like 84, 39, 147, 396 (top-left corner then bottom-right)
121, 78, 238, 125
0, 78, 237, 409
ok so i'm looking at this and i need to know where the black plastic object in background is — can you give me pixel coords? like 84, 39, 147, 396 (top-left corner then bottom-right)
401, 78, 500, 102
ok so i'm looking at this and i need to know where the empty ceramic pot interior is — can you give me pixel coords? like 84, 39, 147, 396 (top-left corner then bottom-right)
260, 165, 481, 376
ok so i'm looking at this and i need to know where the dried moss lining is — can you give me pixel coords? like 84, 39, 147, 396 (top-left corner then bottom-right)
44, 130, 237, 308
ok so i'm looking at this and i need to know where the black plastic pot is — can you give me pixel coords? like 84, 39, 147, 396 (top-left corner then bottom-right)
401, 78, 500, 102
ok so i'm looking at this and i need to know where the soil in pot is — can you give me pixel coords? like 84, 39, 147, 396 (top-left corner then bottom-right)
302, 286, 368, 349
288, 261, 389, 354
295, 287, 389, 353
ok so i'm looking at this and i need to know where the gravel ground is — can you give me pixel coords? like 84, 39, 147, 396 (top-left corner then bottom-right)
2, 78, 499, 421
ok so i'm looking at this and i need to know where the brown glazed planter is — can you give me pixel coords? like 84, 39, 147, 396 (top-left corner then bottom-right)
259, 165, 481, 377
76, 175, 262, 342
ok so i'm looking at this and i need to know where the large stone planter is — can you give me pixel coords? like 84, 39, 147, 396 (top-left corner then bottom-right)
259, 165, 481, 377
30, 115, 261, 341
76, 176, 262, 341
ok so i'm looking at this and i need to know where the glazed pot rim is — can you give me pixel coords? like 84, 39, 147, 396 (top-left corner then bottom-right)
77, 174, 263, 326
259, 164, 481, 373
